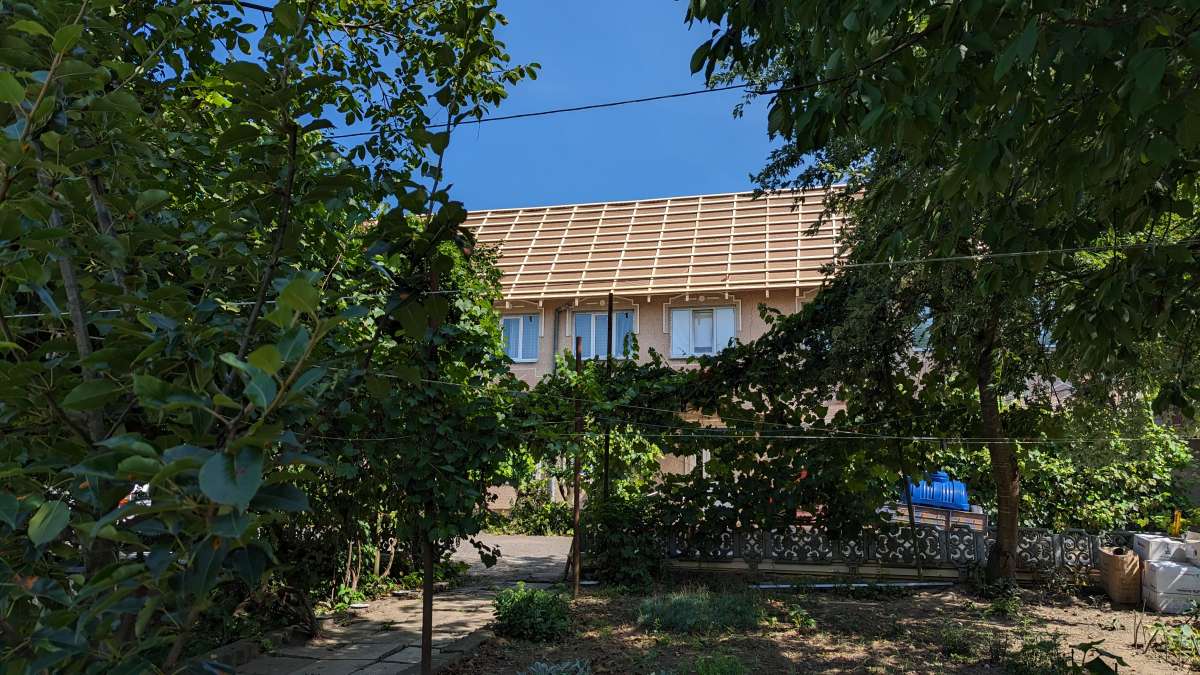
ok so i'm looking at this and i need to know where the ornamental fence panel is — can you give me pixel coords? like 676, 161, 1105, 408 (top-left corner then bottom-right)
650, 524, 1140, 572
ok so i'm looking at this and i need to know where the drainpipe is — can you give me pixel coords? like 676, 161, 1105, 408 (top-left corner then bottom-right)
550, 302, 572, 373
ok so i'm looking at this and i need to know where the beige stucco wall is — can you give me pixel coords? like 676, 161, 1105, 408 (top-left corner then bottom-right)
498, 288, 817, 481
501, 288, 816, 387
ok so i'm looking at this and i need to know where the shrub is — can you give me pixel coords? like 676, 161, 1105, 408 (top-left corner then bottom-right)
583, 493, 663, 588
520, 660, 592, 675
638, 588, 762, 634
496, 480, 573, 535
937, 623, 979, 658
693, 655, 748, 675
787, 605, 817, 631
493, 582, 571, 641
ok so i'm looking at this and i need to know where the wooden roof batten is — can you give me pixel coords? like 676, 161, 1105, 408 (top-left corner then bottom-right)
464, 188, 840, 301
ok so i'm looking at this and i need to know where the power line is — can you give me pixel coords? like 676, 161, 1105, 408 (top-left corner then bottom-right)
328, 83, 758, 138
836, 238, 1200, 270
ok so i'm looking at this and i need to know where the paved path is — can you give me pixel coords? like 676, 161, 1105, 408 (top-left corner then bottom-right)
236, 535, 570, 674
450, 534, 572, 584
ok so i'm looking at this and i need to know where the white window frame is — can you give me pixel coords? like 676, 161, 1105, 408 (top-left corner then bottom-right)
572, 310, 636, 360
502, 314, 539, 363
670, 306, 737, 358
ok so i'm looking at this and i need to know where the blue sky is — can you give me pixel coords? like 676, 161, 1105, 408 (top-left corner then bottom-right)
440, 1, 778, 211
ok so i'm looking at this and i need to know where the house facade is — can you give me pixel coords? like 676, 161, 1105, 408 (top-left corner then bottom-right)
464, 189, 841, 501
464, 188, 842, 384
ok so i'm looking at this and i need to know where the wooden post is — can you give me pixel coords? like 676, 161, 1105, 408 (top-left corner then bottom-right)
421, 268, 441, 675
572, 335, 583, 598
603, 292, 613, 500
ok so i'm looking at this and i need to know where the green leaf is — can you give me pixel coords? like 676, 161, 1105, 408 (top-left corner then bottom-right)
994, 18, 1038, 81
280, 278, 319, 315
277, 326, 310, 362
244, 371, 277, 408
220, 352, 251, 372
213, 393, 239, 409
0, 72, 24, 105
250, 484, 309, 512
216, 124, 260, 151
51, 24, 83, 52
117, 455, 161, 478
134, 189, 170, 212
93, 89, 141, 117
28, 501, 69, 546
225, 61, 268, 88
132, 374, 170, 407
198, 448, 263, 511
10, 20, 51, 38
62, 379, 120, 411
689, 41, 711, 74
273, 2, 302, 34
293, 367, 326, 392
1130, 48, 1168, 92
0, 492, 19, 529
248, 345, 283, 375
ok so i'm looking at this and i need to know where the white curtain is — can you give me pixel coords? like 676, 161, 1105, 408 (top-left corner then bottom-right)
670, 309, 690, 357
520, 314, 539, 361
714, 307, 736, 352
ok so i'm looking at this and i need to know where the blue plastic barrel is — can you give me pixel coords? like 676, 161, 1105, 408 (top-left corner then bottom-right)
906, 471, 970, 511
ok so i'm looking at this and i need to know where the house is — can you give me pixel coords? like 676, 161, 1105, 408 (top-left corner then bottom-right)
463, 188, 842, 501
464, 188, 842, 382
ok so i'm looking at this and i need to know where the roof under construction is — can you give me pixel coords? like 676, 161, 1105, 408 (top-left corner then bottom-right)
463, 189, 841, 301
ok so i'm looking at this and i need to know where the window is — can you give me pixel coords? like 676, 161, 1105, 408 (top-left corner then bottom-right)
573, 310, 634, 359
502, 314, 539, 362
670, 307, 735, 357
913, 309, 933, 351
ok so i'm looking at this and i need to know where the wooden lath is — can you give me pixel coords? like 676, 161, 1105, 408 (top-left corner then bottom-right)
465, 189, 840, 301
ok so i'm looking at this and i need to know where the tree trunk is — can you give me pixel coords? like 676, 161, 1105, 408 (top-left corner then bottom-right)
373, 512, 383, 578
977, 320, 1019, 581
381, 537, 397, 579
420, 530, 434, 675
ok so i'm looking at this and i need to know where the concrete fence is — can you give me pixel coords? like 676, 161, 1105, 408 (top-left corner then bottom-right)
651, 523, 1146, 580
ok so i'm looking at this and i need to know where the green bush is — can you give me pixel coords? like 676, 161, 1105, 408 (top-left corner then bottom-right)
493, 582, 571, 641
583, 493, 663, 588
495, 480, 574, 536
638, 588, 762, 634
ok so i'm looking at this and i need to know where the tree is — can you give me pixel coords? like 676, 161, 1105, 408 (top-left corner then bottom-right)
686, 0, 1200, 579
0, 0, 534, 669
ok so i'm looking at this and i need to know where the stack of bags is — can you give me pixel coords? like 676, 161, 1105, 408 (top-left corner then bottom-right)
1135, 533, 1200, 614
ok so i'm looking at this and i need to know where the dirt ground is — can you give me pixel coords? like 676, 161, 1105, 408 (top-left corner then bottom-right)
445, 584, 1194, 674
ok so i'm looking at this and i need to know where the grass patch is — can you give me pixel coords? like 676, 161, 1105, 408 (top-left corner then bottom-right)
637, 588, 763, 634
693, 654, 749, 675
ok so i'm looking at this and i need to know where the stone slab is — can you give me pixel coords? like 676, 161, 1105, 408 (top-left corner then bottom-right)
438, 630, 491, 655
238, 656, 318, 674
348, 664, 412, 675
291, 660, 373, 675
381, 646, 422, 664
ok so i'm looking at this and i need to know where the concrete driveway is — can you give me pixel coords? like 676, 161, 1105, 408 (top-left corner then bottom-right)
451, 534, 572, 584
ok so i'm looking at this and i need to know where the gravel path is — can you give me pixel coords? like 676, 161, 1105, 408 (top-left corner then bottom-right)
451, 534, 572, 584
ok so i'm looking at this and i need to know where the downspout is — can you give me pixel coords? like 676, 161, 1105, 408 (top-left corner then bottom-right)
550, 302, 572, 373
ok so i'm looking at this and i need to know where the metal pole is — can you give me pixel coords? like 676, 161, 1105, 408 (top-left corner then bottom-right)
572, 336, 584, 598
604, 292, 613, 500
